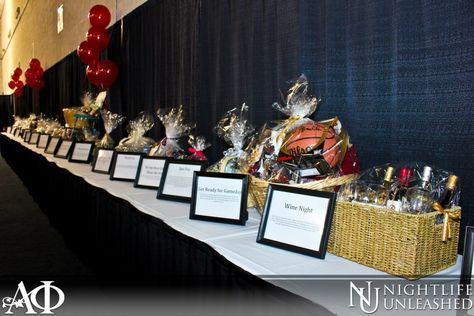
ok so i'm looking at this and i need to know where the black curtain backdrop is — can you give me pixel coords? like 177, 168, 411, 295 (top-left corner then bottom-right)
299, 0, 474, 244
2, 0, 473, 250
0, 95, 13, 129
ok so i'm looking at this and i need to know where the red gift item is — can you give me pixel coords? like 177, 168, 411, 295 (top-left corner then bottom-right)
340, 145, 360, 175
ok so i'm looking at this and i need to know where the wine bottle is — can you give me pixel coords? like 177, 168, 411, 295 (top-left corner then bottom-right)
386, 167, 413, 211
404, 166, 433, 214
432, 175, 459, 210
374, 165, 395, 206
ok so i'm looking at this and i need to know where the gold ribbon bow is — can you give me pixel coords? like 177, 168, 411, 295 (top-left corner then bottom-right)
276, 116, 301, 142
432, 202, 461, 242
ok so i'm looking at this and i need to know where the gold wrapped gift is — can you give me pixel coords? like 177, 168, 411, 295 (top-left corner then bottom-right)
62, 108, 90, 128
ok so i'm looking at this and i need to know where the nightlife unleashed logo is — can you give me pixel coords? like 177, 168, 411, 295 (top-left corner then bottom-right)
1, 281, 65, 314
349, 281, 473, 314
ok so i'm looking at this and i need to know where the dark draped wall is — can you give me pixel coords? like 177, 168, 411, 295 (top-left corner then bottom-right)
299, 0, 474, 243
2, 0, 473, 249
197, 0, 301, 159
107, 0, 200, 141
0, 95, 14, 128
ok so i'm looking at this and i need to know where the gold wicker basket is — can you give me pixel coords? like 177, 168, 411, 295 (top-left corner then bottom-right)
249, 173, 357, 212
328, 201, 460, 279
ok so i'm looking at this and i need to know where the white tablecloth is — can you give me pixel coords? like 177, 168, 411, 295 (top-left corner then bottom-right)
2, 133, 463, 315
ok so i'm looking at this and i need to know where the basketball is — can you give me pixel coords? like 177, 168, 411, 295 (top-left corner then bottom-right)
280, 121, 342, 168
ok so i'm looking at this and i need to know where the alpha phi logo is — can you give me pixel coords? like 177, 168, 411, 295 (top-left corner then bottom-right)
1, 281, 65, 314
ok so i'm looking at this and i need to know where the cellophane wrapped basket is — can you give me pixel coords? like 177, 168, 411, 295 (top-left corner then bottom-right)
244, 75, 359, 212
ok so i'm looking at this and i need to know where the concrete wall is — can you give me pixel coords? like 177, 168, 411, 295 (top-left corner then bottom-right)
0, 0, 146, 94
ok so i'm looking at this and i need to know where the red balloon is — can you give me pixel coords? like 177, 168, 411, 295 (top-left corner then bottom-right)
86, 27, 109, 52
86, 63, 101, 86
14, 67, 22, 76
29, 58, 41, 69
97, 59, 118, 88
25, 68, 34, 80
77, 41, 99, 65
26, 77, 35, 87
8, 80, 16, 89
33, 67, 44, 78
11, 73, 20, 82
35, 78, 45, 89
14, 88, 22, 97
16, 81, 24, 89
89, 5, 111, 28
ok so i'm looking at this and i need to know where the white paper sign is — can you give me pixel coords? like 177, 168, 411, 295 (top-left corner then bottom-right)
112, 154, 141, 179
29, 132, 40, 144
46, 137, 60, 153
24, 131, 31, 141
162, 163, 202, 197
194, 177, 243, 219
38, 134, 49, 148
56, 140, 73, 157
137, 158, 166, 187
94, 149, 114, 172
71, 143, 92, 161
6, 127, 11, 133
263, 190, 329, 252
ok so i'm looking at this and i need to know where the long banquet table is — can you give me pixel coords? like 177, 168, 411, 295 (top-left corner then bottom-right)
0, 132, 463, 316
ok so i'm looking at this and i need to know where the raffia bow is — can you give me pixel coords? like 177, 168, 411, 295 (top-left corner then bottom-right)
432, 202, 461, 242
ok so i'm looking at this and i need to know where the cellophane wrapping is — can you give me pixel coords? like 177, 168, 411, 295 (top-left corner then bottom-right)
243, 75, 352, 184
208, 104, 254, 173
338, 163, 461, 213
96, 109, 126, 149
150, 105, 192, 158
187, 135, 211, 160
116, 111, 155, 153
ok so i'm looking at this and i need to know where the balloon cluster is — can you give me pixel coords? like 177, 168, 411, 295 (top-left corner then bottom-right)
25, 58, 45, 89
77, 5, 118, 89
8, 67, 24, 96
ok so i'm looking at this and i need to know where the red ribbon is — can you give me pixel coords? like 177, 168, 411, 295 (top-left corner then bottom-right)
188, 147, 205, 159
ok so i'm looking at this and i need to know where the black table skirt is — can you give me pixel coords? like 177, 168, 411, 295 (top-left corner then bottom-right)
0, 134, 333, 316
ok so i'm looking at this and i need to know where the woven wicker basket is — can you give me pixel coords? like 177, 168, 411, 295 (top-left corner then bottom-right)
328, 201, 460, 279
249, 173, 357, 212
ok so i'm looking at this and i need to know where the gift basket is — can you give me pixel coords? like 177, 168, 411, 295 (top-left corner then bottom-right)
116, 111, 155, 153
332, 163, 461, 279
96, 109, 126, 149
63, 92, 104, 128
187, 135, 211, 160
208, 104, 255, 173
149, 105, 192, 158
242, 75, 358, 212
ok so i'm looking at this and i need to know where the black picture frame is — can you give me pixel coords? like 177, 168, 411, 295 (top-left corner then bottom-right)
36, 134, 50, 149
44, 136, 61, 154
190, 172, 249, 225
134, 156, 167, 189
109, 151, 144, 181
54, 139, 73, 159
28, 131, 40, 145
91, 148, 115, 174
256, 184, 336, 259
68, 141, 95, 163
13, 128, 20, 137
23, 130, 32, 143
157, 159, 208, 203
461, 226, 474, 286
